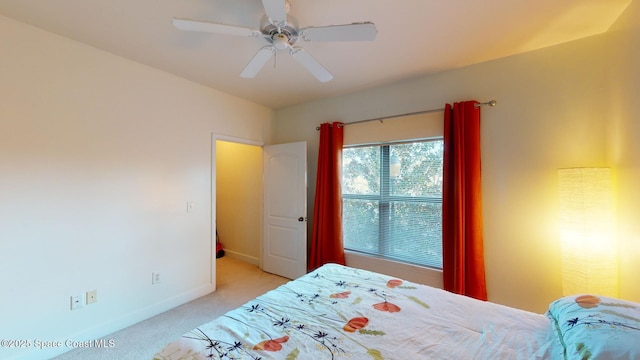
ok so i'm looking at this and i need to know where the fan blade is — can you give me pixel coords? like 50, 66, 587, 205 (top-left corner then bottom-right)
261, 0, 287, 24
290, 47, 333, 82
172, 18, 260, 37
240, 46, 275, 78
300, 22, 377, 42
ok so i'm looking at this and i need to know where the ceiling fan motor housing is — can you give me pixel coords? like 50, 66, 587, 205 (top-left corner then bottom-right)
261, 15, 299, 49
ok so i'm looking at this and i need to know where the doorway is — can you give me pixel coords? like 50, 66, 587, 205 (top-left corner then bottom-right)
214, 137, 263, 266
212, 134, 308, 281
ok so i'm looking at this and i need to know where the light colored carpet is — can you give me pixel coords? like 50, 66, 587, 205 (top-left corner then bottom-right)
52, 257, 289, 360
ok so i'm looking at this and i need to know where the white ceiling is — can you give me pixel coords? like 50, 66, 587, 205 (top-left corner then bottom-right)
0, 0, 631, 109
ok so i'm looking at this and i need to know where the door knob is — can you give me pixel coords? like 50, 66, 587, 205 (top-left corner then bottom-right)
298, 217, 306, 222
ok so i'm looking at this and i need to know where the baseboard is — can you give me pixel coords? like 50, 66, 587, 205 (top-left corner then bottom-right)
222, 249, 259, 266
10, 283, 215, 360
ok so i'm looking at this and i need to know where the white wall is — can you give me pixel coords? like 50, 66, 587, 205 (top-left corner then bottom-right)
606, 0, 640, 302
274, 25, 616, 313
0, 15, 272, 360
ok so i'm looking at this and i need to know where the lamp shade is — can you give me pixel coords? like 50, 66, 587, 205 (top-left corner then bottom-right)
558, 168, 617, 297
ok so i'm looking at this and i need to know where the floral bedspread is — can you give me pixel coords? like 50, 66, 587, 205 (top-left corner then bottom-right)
153, 264, 556, 359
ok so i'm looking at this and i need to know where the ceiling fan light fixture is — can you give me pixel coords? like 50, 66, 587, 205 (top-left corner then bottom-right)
272, 33, 290, 50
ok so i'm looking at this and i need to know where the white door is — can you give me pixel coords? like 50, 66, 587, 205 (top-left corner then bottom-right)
262, 141, 307, 279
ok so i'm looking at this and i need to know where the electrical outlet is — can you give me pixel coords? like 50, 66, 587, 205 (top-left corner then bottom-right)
86, 289, 97, 305
152, 272, 161, 285
70, 295, 83, 310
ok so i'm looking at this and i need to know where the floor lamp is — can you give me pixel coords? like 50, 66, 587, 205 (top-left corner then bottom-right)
558, 167, 618, 297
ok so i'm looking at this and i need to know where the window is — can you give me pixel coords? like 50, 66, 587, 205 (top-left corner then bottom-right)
342, 139, 444, 269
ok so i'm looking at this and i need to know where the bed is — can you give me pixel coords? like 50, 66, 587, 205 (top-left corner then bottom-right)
153, 263, 640, 359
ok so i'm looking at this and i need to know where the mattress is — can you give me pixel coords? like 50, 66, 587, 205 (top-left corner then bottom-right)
153, 263, 563, 359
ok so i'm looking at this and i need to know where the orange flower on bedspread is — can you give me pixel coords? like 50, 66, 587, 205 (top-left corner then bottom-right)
343, 317, 369, 332
575, 295, 601, 309
373, 301, 401, 313
330, 291, 351, 299
253, 335, 289, 351
386, 279, 403, 288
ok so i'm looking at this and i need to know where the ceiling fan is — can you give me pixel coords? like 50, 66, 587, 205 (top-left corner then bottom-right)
172, 0, 377, 82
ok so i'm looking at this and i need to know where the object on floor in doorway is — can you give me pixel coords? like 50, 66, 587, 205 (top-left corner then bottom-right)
216, 230, 225, 258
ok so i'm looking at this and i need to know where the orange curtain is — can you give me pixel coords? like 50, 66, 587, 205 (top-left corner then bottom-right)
442, 101, 487, 300
309, 122, 346, 271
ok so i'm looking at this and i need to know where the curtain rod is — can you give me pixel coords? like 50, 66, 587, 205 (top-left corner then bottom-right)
315, 100, 497, 130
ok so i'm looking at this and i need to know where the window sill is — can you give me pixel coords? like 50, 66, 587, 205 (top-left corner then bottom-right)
344, 250, 443, 288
